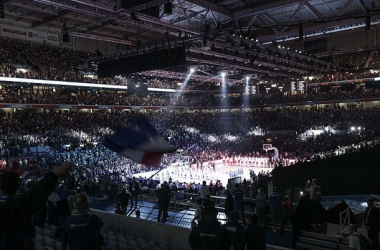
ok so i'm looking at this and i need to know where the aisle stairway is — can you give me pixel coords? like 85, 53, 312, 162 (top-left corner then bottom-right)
295, 231, 351, 250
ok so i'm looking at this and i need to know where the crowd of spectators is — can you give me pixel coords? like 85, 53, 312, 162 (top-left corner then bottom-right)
0, 85, 380, 107
3, 37, 380, 92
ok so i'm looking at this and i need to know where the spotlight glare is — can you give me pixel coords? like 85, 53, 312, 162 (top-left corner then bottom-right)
246, 76, 250, 81
221, 72, 226, 77
190, 68, 195, 73
358, 127, 361, 130
351, 126, 356, 131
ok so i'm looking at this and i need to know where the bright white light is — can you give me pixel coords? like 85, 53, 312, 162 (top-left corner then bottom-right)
246, 76, 250, 81
351, 127, 356, 131
278, 45, 281, 48
358, 127, 361, 130
221, 72, 226, 77
0, 77, 128, 90
190, 68, 195, 73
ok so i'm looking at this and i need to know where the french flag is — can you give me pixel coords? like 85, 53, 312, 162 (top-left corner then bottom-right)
48, 184, 70, 203
103, 116, 176, 167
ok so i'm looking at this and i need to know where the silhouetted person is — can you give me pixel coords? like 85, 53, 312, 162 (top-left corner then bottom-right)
245, 214, 266, 250
189, 206, 231, 250
223, 211, 245, 250
365, 198, 379, 249
128, 177, 140, 209
225, 190, 234, 219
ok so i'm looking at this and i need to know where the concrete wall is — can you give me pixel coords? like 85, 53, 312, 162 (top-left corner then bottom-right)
92, 210, 191, 250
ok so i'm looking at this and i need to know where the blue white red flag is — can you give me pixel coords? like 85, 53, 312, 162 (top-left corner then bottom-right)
103, 117, 176, 167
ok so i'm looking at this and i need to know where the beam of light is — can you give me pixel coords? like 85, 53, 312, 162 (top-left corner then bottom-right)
198, 70, 215, 77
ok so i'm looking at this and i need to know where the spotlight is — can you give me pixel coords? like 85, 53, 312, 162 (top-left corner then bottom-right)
351, 127, 356, 131
358, 127, 362, 130
246, 76, 250, 81
221, 72, 226, 77
190, 68, 195, 73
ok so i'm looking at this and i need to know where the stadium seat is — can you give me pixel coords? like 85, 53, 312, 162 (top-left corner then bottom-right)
117, 244, 130, 250
35, 235, 44, 246
118, 237, 129, 246
139, 243, 150, 250
106, 240, 118, 249
107, 234, 118, 243
147, 240, 157, 247
54, 240, 62, 250
136, 238, 145, 245
35, 226, 43, 236
159, 244, 169, 250
117, 232, 126, 239
35, 244, 44, 250
107, 230, 117, 237
42, 229, 52, 238
126, 235, 135, 241
44, 238, 55, 249
127, 240, 139, 248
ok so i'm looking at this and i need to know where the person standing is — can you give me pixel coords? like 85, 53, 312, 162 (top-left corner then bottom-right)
245, 214, 266, 250
223, 212, 245, 250
128, 177, 140, 209
256, 188, 267, 227
307, 179, 322, 227
232, 184, 245, 225
364, 198, 379, 249
117, 188, 130, 214
199, 181, 209, 201
269, 187, 282, 232
157, 184, 171, 223
61, 193, 104, 250
279, 190, 293, 236
189, 206, 231, 250
114, 202, 124, 215
225, 190, 234, 220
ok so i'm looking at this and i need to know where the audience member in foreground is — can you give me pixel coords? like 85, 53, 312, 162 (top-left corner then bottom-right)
61, 192, 104, 250
223, 211, 246, 250
189, 206, 231, 250
0, 162, 74, 250
245, 214, 266, 250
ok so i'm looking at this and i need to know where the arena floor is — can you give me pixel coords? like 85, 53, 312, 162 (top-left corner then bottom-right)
133, 162, 273, 185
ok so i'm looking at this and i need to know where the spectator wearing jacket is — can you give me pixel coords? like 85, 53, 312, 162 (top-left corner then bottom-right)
279, 190, 293, 236
157, 184, 171, 223
0, 162, 73, 250
189, 206, 231, 250
245, 214, 266, 250
128, 177, 140, 209
256, 188, 267, 226
269, 187, 282, 232
224, 190, 234, 219
61, 193, 104, 250
232, 183, 245, 225
307, 179, 322, 227
223, 211, 245, 250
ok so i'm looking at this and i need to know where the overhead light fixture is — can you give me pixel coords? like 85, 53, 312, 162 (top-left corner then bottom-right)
221, 72, 226, 77
246, 76, 250, 81
190, 68, 195, 73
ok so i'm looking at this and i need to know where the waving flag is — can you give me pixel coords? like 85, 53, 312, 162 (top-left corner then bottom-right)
48, 184, 70, 203
103, 117, 176, 167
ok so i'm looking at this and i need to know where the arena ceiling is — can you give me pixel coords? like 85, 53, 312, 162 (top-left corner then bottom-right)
1, 0, 379, 80
2, 0, 378, 45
